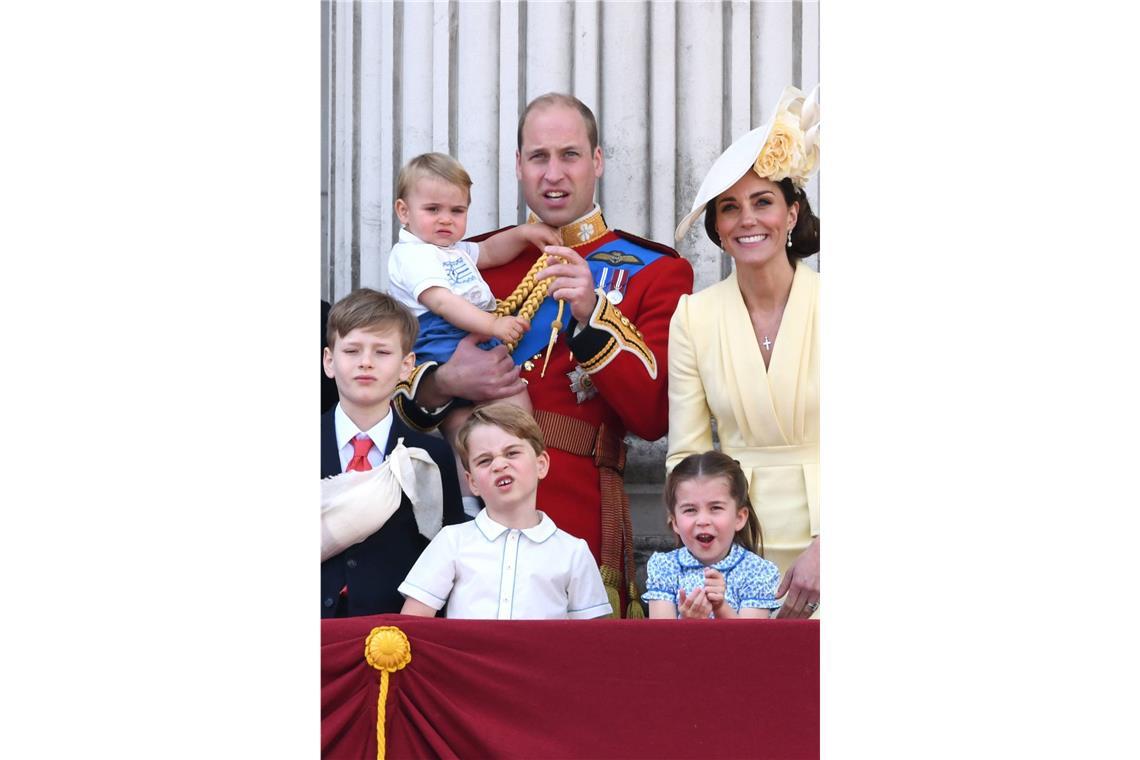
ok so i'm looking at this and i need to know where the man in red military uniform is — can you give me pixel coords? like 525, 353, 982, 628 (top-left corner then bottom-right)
396, 93, 693, 616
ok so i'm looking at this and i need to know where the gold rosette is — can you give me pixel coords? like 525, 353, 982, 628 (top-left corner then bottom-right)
364, 626, 412, 760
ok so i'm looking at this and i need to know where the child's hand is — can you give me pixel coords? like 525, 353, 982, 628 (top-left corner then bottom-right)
677, 587, 712, 619
492, 315, 530, 343
703, 568, 726, 611
520, 223, 562, 251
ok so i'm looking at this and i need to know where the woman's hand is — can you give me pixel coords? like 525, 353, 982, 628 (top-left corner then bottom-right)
775, 537, 820, 618
678, 587, 712, 619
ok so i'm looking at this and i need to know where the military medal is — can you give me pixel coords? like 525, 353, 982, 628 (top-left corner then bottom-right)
597, 266, 627, 305
606, 269, 628, 304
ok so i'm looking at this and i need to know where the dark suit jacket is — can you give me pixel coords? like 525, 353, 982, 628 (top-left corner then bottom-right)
321, 407, 467, 617
321, 300, 339, 414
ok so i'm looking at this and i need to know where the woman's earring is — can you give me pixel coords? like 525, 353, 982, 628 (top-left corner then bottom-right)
786, 229, 793, 248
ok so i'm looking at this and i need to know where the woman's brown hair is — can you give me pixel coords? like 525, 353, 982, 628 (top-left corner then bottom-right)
703, 177, 820, 262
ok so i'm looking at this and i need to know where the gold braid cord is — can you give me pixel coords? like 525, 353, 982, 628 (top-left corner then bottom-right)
599, 465, 645, 618
493, 254, 564, 353
365, 626, 412, 760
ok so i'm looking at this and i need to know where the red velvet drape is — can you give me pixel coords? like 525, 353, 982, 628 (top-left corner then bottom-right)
322, 615, 818, 759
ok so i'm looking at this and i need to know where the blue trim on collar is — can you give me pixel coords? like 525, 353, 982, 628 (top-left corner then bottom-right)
475, 509, 556, 542
676, 542, 746, 571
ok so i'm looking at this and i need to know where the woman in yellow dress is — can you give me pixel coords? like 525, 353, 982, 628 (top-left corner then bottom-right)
668, 86, 820, 618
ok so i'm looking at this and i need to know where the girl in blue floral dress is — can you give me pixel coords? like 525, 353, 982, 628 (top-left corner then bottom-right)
643, 451, 781, 619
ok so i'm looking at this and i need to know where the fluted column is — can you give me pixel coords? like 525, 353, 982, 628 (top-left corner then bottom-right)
324, 0, 818, 300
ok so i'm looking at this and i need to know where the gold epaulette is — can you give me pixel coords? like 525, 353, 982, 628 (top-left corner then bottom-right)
576, 289, 657, 378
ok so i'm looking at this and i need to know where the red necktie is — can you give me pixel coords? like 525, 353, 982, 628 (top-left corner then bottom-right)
347, 435, 374, 472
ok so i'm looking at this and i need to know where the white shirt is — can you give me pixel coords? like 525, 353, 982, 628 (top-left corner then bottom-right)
387, 228, 493, 317
333, 403, 394, 472
398, 509, 612, 620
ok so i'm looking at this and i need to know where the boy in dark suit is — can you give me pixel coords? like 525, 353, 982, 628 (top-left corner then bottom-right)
321, 288, 467, 617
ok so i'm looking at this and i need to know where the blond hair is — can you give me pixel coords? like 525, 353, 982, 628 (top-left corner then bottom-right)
395, 152, 473, 202
453, 403, 545, 471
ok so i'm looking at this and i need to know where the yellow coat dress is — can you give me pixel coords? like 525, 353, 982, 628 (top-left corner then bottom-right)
667, 262, 819, 578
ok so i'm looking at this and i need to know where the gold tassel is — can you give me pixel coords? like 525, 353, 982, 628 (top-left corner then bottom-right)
364, 626, 412, 760
540, 299, 564, 377
600, 564, 622, 619
625, 581, 646, 618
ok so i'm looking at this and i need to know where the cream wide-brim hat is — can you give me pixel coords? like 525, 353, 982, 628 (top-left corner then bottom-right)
674, 84, 820, 243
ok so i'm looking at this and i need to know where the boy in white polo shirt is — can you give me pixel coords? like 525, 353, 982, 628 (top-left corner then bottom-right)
398, 403, 612, 619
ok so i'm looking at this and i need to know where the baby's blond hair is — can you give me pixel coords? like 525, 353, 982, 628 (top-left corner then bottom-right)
395, 152, 473, 202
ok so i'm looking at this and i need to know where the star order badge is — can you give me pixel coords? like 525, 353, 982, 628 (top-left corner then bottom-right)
567, 365, 598, 404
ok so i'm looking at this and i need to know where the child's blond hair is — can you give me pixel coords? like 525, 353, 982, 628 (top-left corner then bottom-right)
453, 403, 545, 471
395, 152, 473, 202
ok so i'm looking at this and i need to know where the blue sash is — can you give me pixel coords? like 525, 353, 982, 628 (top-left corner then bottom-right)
508, 237, 666, 364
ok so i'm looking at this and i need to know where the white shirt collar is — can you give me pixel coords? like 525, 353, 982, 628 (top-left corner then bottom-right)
398, 227, 461, 251
398, 227, 424, 244
474, 508, 558, 544
334, 402, 395, 453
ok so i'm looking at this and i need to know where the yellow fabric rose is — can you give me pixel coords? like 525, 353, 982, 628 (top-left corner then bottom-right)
753, 113, 799, 181
753, 111, 815, 188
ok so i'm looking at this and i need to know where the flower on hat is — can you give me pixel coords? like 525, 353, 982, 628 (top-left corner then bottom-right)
673, 84, 819, 243
753, 109, 815, 190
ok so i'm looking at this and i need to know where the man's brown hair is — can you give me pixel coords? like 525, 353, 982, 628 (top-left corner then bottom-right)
325, 288, 418, 355
516, 92, 599, 152
453, 402, 545, 471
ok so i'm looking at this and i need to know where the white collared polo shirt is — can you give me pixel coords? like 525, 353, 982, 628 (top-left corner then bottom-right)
398, 509, 612, 620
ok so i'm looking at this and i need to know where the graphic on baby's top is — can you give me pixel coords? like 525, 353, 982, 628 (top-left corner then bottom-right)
442, 256, 478, 289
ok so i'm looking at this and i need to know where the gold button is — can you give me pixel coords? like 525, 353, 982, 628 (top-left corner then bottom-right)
620, 316, 630, 326
523, 360, 535, 371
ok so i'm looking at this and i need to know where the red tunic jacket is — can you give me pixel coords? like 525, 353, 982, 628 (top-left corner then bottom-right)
396, 210, 693, 614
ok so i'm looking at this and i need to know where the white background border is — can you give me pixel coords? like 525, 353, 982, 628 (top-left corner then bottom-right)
3, 2, 1138, 757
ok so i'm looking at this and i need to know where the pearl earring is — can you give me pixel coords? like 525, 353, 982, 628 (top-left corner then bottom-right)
786, 229, 793, 248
